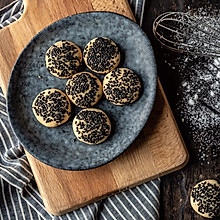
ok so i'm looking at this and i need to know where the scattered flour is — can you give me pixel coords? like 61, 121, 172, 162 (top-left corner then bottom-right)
176, 55, 220, 164
160, 7, 220, 164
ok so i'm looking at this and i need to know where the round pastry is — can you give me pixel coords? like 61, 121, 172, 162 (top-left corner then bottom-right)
65, 72, 102, 108
190, 179, 220, 218
73, 108, 111, 145
45, 40, 82, 78
83, 37, 120, 74
103, 68, 141, 105
32, 89, 71, 127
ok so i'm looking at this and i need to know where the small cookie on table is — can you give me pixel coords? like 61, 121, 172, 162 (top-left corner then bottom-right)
190, 179, 220, 218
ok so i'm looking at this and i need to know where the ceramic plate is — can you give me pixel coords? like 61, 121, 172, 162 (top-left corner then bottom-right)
7, 12, 157, 170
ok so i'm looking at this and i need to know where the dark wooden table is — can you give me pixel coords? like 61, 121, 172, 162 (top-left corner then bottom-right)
142, 0, 220, 219
0, 0, 13, 10
1, 0, 219, 219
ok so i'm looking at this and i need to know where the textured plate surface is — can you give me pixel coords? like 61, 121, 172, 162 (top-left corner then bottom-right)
7, 12, 156, 170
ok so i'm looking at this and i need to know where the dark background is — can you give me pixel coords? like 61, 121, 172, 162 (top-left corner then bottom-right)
142, 0, 219, 219
1, 0, 219, 219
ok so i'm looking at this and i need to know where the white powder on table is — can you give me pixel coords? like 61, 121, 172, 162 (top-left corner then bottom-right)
176, 55, 220, 164
159, 7, 220, 164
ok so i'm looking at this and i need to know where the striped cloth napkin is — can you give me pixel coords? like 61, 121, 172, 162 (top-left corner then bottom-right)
0, 1, 161, 219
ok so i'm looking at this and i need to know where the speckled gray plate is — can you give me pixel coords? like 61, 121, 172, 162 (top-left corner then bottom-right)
7, 12, 157, 170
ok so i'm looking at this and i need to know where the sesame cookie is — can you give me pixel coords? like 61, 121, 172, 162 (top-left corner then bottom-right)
32, 89, 71, 127
73, 108, 111, 145
65, 72, 102, 108
190, 179, 220, 218
83, 37, 120, 74
103, 68, 141, 105
45, 40, 82, 78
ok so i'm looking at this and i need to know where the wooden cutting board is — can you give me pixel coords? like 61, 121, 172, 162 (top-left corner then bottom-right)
0, 0, 189, 216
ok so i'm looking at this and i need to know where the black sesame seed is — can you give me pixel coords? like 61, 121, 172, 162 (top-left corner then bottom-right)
66, 73, 101, 108
46, 41, 82, 77
191, 181, 220, 218
75, 109, 110, 144
104, 68, 141, 105
85, 37, 119, 72
33, 90, 70, 125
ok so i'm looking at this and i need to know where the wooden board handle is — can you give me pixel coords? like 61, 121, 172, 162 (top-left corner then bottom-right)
0, 0, 94, 95
0, 0, 134, 96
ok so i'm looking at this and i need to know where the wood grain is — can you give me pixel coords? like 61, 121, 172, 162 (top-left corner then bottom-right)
0, 0, 188, 215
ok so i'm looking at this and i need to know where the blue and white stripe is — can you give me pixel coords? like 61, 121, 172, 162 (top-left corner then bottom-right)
0, 1, 161, 219
0, 0, 24, 29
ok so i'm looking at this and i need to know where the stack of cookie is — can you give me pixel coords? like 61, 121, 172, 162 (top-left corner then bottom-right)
32, 37, 141, 145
